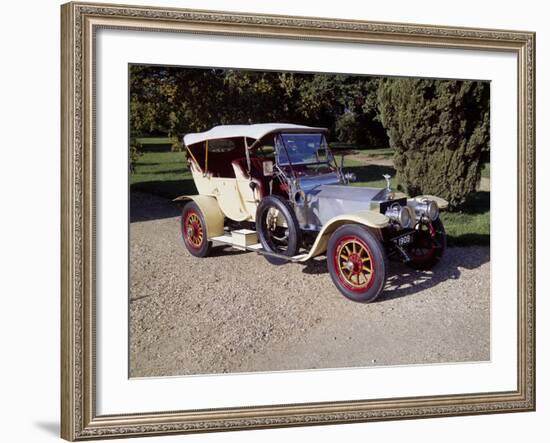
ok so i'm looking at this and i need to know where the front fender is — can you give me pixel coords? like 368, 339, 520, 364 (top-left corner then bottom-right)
173, 194, 225, 238
408, 195, 449, 210
296, 210, 388, 262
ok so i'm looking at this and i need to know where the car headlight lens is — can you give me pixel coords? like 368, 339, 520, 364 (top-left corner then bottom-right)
400, 206, 413, 228
414, 199, 439, 221
385, 204, 413, 229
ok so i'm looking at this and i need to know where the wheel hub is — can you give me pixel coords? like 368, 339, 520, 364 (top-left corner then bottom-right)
346, 253, 363, 274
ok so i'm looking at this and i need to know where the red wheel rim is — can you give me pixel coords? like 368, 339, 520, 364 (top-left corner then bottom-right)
333, 235, 376, 293
183, 209, 204, 250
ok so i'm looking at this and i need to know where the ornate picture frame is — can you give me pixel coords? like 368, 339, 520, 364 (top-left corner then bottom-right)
61, 2, 535, 440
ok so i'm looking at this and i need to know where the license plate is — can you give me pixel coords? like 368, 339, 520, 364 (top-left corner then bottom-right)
397, 234, 412, 246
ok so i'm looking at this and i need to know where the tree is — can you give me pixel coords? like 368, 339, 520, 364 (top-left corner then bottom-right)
128, 66, 392, 169
297, 74, 388, 146
377, 78, 489, 208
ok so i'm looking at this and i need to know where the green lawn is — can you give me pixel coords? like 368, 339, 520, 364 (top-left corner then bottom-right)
135, 136, 177, 146
131, 146, 489, 247
343, 157, 395, 188
481, 162, 490, 178
130, 151, 197, 198
134, 137, 178, 153
440, 200, 490, 246
331, 144, 395, 158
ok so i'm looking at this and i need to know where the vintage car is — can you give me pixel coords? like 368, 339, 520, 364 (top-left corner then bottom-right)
174, 123, 447, 302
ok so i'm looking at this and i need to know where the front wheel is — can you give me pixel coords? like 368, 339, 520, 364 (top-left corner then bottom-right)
407, 217, 446, 270
327, 224, 388, 303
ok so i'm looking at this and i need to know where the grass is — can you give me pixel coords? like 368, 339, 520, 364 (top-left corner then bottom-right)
134, 137, 178, 153
481, 162, 490, 178
440, 201, 490, 246
135, 136, 177, 145
343, 157, 394, 188
130, 151, 197, 198
131, 140, 489, 247
331, 144, 395, 158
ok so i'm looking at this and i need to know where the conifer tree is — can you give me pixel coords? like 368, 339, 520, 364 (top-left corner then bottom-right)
377, 78, 489, 208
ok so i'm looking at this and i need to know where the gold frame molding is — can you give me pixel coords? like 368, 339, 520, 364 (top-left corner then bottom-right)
61, 2, 536, 440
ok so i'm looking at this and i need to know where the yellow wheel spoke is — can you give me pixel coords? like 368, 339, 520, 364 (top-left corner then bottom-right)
336, 238, 375, 289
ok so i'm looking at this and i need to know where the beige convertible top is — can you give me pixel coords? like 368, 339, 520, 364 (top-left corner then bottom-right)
183, 123, 327, 147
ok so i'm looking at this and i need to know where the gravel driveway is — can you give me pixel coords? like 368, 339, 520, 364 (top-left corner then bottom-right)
129, 192, 490, 377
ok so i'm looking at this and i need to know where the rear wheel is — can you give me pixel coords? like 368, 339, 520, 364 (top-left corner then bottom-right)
256, 195, 301, 265
181, 202, 212, 257
327, 225, 388, 303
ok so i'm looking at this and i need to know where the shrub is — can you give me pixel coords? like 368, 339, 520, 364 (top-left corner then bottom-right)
377, 78, 489, 208
171, 140, 184, 152
129, 138, 143, 173
335, 112, 360, 144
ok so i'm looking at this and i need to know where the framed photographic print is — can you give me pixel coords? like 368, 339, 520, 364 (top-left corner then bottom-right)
61, 1, 536, 440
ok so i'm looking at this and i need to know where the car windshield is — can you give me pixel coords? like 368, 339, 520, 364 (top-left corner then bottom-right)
276, 133, 331, 166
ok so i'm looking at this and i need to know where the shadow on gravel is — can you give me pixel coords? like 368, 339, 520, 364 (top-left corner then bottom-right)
208, 246, 249, 258
131, 178, 197, 200
130, 192, 181, 222
301, 246, 490, 303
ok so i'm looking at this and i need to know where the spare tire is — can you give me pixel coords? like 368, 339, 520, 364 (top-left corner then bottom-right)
256, 195, 301, 265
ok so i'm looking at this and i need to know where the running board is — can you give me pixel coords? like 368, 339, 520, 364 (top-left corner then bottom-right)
210, 233, 307, 263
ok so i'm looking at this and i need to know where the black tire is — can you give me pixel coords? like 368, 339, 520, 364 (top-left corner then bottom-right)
407, 217, 446, 270
256, 195, 301, 265
181, 201, 212, 258
327, 224, 388, 303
